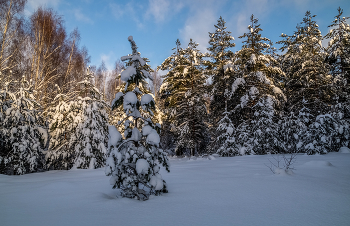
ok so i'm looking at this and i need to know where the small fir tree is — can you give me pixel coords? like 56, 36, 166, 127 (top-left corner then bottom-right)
106, 36, 169, 200
329, 102, 350, 150
301, 114, 338, 154
215, 97, 237, 156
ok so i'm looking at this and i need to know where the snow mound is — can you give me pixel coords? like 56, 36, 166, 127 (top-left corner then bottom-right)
121, 67, 136, 82
303, 161, 334, 167
339, 147, 350, 153
136, 159, 149, 174
108, 125, 122, 148
130, 127, 141, 142
208, 155, 216, 160
274, 168, 293, 175
146, 132, 160, 146
150, 173, 163, 190
141, 94, 154, 106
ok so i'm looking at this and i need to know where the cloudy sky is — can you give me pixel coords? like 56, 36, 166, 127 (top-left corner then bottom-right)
25, 0, 350, 70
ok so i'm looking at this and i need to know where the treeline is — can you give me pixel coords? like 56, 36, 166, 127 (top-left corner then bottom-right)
0, 0, 349, 177
158, 9, 350, 157
0, 0, 115, 175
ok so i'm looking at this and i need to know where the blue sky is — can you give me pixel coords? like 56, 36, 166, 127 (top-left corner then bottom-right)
24, 0, 350, 71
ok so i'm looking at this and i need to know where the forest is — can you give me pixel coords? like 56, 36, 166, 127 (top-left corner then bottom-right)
0, 0, 350, 199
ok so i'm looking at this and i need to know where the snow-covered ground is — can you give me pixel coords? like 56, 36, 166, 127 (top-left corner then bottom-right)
1, 153, 350, 226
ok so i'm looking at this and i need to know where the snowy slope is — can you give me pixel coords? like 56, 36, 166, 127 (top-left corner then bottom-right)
1, 153, 350, 226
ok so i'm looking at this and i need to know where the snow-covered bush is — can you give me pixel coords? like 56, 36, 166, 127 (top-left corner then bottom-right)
105, 36, 169, 200
46, 68, 109, 170
46, 94, 82, 170
278, 111, 307, 154
0, 77, 46, 175
301, 114, 339, 154
215, 111, 238, 156
74, 99, 109, 169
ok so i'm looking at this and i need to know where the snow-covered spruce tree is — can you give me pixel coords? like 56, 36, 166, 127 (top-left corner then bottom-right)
47, 68, 109, 170
301, 113, 339, 154
0, 76, 13, 173
277, 11, 334, 116
206, 16, 236, 128
329, 102, 350, 150
73, 67, 109, 169
158, 39, 183, 154
0, 76, 47, 175
159, 39, 208, 156
215, 93, 237, 156
46, 86, 82, 170
173, 39, 208, 156
279, 100, 310, 154
109, 73, 128, 133
231, 15, 286, 155
106, 36, 169, 200
205, 16, 237, 153
325, 7, 350, 90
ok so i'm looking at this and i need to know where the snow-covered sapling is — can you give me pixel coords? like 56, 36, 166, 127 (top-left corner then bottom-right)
106, 36, 169, 200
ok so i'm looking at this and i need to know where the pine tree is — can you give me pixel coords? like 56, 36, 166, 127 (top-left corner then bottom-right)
325, 7, 350, 88
278, 11, 334, 116
231, 15, 285, 155
106, 36, 169, 200
0, 76, 47, 175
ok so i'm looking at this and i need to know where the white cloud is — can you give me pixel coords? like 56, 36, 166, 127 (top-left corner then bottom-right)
178, 0, 224, 53
179, 9, 216, 53
145, 0, 185, 23
27, 0, 61, 9
230, 0, 270, 36
146, 0, 170, 23
74, 9, 93, 24
24, 0, 61, 15
109, 2, 144, 28
110, 3, 124, 19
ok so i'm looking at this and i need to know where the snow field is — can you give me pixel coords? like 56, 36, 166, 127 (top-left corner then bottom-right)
1, 153, 350, 226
